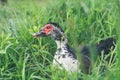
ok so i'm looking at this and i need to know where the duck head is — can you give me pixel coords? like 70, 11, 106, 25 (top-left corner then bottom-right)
33, 22, 64, 41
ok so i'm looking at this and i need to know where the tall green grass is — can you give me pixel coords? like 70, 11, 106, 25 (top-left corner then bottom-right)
0, 0, 119, 79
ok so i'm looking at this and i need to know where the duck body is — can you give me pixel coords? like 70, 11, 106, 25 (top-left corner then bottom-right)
33, 22, 116, 73
53, 40, 79, 72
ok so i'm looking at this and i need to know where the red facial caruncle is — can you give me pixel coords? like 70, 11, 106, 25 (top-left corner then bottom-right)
43, 24, 54, 35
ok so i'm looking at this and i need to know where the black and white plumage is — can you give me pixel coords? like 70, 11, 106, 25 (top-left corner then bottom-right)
33, 22, 116, 73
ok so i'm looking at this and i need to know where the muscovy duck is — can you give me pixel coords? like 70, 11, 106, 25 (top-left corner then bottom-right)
33, 22, 116, 73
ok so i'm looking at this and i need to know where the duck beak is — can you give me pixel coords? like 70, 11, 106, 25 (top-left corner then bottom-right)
32, 30, 46, 38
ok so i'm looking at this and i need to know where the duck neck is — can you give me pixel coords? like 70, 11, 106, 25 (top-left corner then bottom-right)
55, 37, 76, 59
55, 38, 68, 54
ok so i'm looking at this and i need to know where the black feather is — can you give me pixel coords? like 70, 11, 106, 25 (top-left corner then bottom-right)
80, 37, 116, 74
96, 38, 116, 55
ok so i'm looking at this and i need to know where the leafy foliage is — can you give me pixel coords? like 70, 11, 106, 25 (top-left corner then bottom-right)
0, 0, 119, 80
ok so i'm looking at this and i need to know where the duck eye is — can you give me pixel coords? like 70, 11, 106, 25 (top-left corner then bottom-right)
46, 26, 51, 29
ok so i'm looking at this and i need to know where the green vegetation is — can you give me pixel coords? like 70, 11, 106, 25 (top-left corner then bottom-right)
0, 0, 120, 79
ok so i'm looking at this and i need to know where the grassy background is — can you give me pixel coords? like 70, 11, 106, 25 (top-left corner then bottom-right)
0, 0, 120, 80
